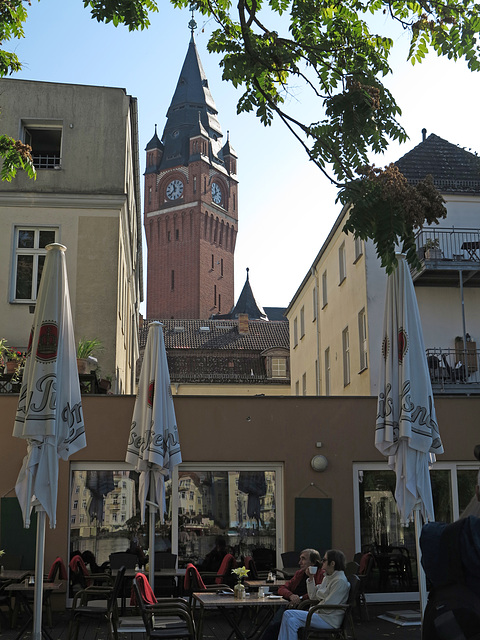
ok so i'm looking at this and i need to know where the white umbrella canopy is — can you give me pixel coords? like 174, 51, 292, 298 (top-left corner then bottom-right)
375, 254, 443, 613
126, 321, 182, 586
12, 243, 86, 640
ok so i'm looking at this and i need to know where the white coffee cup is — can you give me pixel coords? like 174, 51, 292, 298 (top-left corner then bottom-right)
309, 566, 318, 575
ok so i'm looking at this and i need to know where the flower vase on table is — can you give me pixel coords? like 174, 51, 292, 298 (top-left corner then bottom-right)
232, 566, 249, 599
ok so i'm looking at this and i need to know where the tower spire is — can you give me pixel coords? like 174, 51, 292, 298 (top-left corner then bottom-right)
188, 3, 197, 40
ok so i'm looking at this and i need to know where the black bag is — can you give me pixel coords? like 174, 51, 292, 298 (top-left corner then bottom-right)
421, 518, 480, 640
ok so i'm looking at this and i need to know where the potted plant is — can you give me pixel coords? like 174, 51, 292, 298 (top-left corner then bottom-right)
425, 238, 442, 260
98, 374, 113, 394
77, 338, 103, 375
0, 338, 26, 378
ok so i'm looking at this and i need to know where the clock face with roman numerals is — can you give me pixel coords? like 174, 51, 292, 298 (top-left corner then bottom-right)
166, 179, 184, 200
211, 182, 222, 205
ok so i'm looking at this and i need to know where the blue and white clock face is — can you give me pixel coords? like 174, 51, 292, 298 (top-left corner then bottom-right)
166, 179, 184, 200
212, 182, 222, 205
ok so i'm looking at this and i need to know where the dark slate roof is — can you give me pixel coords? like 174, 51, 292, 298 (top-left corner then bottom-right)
395, 133, 480, 194
159, 35, 224, 171
228, 268, 267, 320
263, 307, 286, 321
140, 318, 289, 351
222, 132, 237, 158
145, 125, 163, 151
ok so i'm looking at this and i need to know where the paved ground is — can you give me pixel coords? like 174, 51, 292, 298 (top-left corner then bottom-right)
0, 600, 423, 640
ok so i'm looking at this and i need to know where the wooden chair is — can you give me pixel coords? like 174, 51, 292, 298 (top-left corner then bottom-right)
68, 566, 125, 640
297, 574, 360, 640
133, 576, 196, 640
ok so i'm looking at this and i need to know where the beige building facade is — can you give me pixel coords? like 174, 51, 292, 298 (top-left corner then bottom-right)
287, 133, 480, 397
0, 79, 143, 393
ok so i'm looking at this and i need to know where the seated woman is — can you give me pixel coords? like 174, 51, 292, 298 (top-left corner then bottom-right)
277, 549, 350, 640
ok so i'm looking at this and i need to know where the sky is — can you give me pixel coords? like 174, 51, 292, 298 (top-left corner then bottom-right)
9, 0, 480, 314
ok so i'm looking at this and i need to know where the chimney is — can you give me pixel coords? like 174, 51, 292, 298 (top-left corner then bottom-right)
238, 313, 249, 335
422, 128, 427, 142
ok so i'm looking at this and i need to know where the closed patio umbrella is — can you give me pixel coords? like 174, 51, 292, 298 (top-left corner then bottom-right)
12, 243, 86, 640
375, 254, 443, 615
126, 321, 182, 587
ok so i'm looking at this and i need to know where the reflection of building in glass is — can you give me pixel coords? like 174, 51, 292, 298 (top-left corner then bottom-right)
70, 470, 136, 533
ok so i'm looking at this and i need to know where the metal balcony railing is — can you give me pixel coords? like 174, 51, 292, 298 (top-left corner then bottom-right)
426, 347, 480, 392
415, 228, 480, 262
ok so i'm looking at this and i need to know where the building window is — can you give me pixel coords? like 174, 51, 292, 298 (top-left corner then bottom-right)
214, 285, 217, 306
312, 286, 317, 321
175, 229, 179, 241
148, 187, 152, 204
167, 230, 171, 242
300, 306, 305, 339
342, 327, 350, 386
193, 176, 197, 193
293, 317, 298, 347
354, 237, 364, 261
324, 348, 330, 396
358, 308, 368, 371
302, 372, 307, 396
322, 271, 327, 308
295, 380, 299, 396
73, 500, 78, 510
13, 227, 58, 302
272, 357, 287, 379
212, 254, 214, 269
23, 121, 62, 169
218, 294, 221, 312
315, 360, 319, 395
339, 242, 346, 283
171, 270, 175, 290
221, 258, 224, 277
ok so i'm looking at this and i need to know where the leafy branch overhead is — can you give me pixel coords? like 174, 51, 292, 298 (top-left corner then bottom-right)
1, 0, 479, 271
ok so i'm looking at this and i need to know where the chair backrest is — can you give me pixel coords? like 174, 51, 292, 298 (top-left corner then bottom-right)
108, 566, 126, 609
133, 577, 154, 634
184, 564, 206, 593
215, 553, 236, 585
252, 547, 276, 571
346, 574, 361, 606
244, 556, 259, 580
281, 551, 300, 569
154, 552, 177, 569
109, 552, 137, 569
345, 561, 359, 577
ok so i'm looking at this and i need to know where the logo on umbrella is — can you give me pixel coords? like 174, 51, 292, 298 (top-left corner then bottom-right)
36, 323, 58, 362
398, 328, 408, 364
382, 335, 390, 360
147, 381, 155, 407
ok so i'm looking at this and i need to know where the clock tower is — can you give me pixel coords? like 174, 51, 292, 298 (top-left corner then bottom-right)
144, 31, 238, 319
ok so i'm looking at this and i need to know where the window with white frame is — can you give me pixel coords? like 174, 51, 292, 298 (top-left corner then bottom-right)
295, 380, 299, 396
324, 347, 330, 396
293, 317, 298, 347
300, 306, 305, 338
271, 357, 287, 379
342, 327, 350, 386
302, 372, 307, 396
312, 286, 317, 321
354, 237, 363, 261
358, 308, 368, 371
339, 242, 346, 283
322, 271, 327, 308
12, 227, 58, 302
23, 120, 62, 169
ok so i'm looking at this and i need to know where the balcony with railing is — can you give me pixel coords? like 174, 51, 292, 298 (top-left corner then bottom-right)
427, 345, 480, 394
410, 227, 480, 286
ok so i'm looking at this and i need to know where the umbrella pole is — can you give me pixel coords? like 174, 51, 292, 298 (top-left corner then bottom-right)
148, 501, 155, 588
33, 506, 46, 640
414, 506, 428, 619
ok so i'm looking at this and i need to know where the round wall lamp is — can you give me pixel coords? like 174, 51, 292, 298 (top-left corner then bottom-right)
311, 454, 328, 472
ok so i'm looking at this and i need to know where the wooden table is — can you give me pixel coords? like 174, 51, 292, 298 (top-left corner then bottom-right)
244, 579, 286, 589
193, 591, 285, 640
6, 581, 63, 640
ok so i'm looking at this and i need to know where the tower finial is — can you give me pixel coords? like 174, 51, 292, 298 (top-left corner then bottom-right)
188, 3, 197, 39
155, 124, 158, 135
246, 267, 249, 280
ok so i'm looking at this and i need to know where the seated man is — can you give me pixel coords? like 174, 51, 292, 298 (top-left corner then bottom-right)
261, 549, 323, 640
278, 549, 350, 640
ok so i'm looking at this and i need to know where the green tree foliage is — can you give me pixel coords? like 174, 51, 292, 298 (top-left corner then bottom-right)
2, 0, 480, 270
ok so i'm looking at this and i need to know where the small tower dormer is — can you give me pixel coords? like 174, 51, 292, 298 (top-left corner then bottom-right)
222, 131, 237, 176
